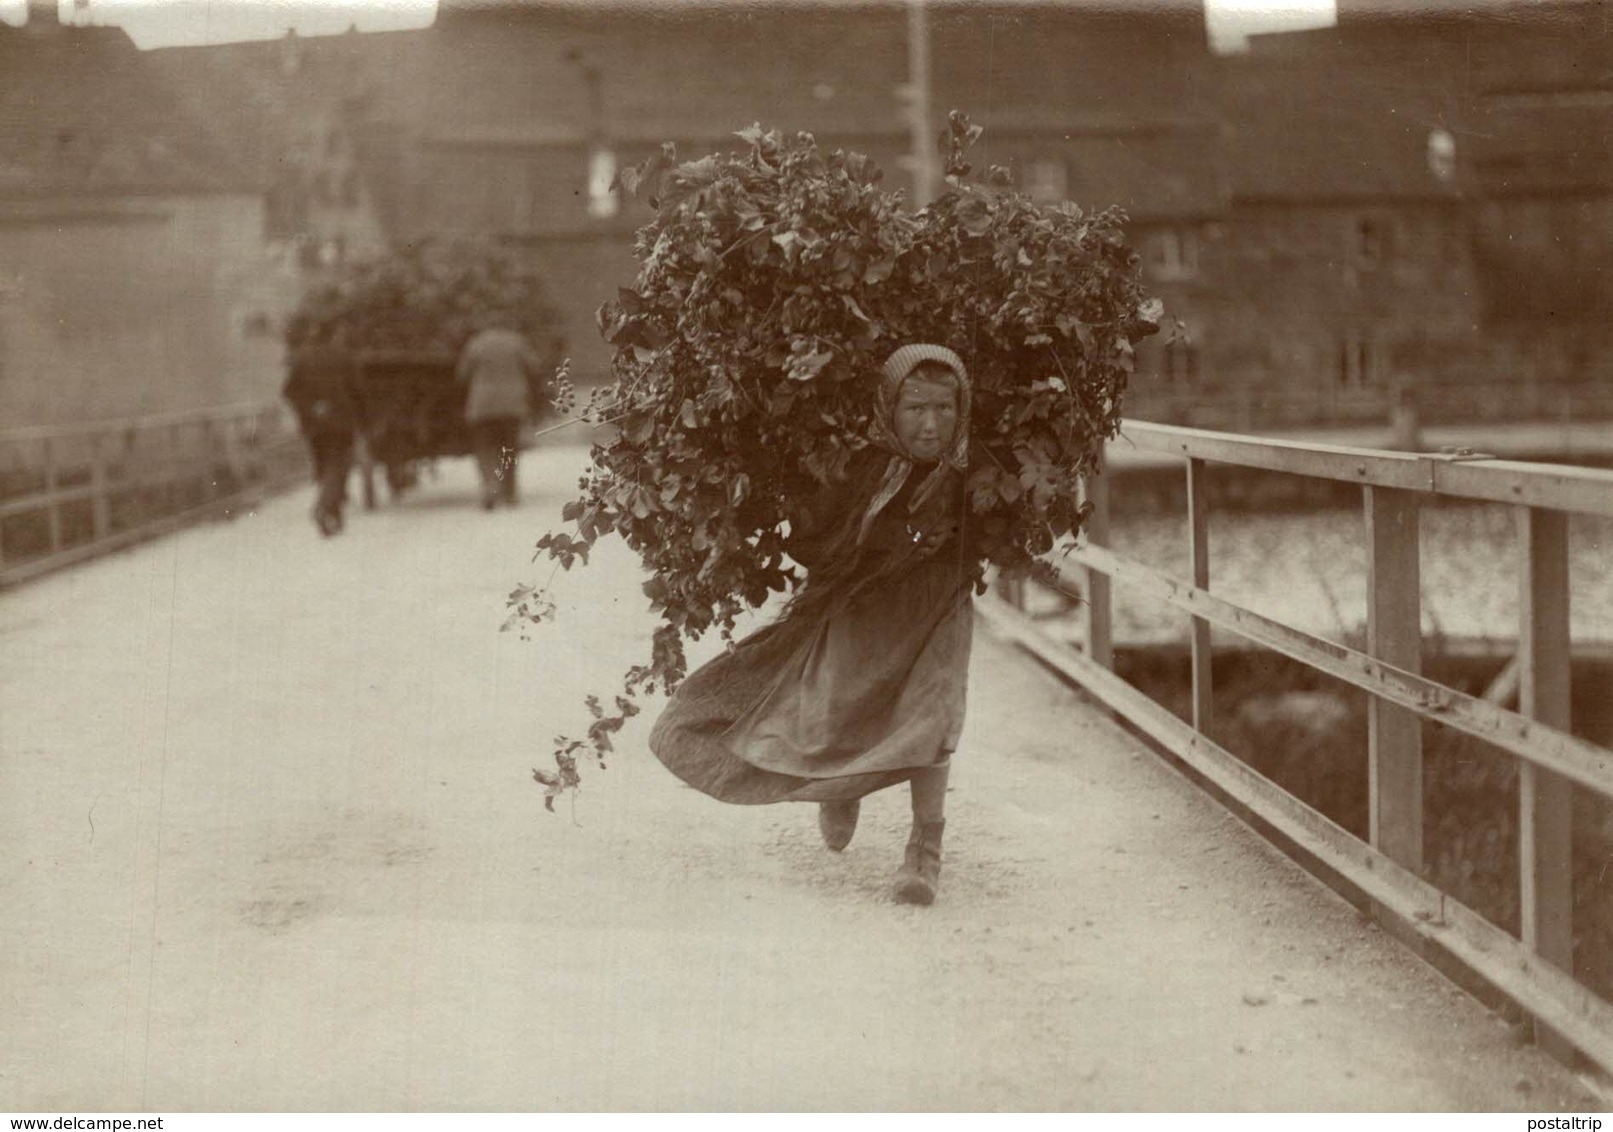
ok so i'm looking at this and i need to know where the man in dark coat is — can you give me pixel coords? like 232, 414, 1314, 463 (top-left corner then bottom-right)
282, 336, 358, 536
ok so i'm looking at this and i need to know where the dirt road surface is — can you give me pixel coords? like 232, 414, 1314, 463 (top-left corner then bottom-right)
1, 448, 1602, 1111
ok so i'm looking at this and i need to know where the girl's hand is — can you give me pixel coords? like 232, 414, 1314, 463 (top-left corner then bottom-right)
908, 521, 957, 558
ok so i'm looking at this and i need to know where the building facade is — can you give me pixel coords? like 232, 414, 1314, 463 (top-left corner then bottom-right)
152, 0, 1217, 387
0, 3, 289, 428
1225, 0, 1613, 420
7, 0, 1603, 429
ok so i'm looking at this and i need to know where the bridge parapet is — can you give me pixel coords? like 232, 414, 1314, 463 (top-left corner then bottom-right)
986, 418, 1613, 1075
0, 402, 306, 587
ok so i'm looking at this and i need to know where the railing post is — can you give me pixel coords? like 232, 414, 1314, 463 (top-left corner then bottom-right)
1365, 486, 1424, 877
168, 423, 182, 513
1083, 448, 1112, 671
43, 437, 61, 555
90, 432, 110, 543
122, 427, 141, 527
199, 417, 215, 501
221, 413, 245, 489
1187, 456, 1212, 736
208, 415, 228, 500
1518, 504, 1574, 1057
240, 411, 264, 485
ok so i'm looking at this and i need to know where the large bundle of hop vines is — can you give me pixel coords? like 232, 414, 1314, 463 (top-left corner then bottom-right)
518, 114, 1160, 808
286, 236, 564, 356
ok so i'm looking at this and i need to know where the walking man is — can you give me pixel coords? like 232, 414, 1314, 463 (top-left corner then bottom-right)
283, 334, 358, 537
456, 316, 541, 510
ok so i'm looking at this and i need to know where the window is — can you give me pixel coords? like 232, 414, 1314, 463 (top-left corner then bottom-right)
1427, 128, 1457, 184
320, 236, 346, 268
297, 235, 346, 271
587, 148, 619, 220
1353, 216, 1391, 264
1151, 227, 1199, 281
1025, 158, 1067, 203
1339, 331, 1376, 386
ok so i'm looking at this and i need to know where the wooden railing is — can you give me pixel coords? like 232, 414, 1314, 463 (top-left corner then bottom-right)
1126, 378, 1613, 435
0, 403, 307, 587
982, 420, 1613, 1074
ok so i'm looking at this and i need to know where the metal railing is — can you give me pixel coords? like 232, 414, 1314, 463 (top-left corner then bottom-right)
982, 419, 1613, 1074
0, 402, 308, 587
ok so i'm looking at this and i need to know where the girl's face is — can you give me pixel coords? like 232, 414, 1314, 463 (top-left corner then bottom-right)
893, 373, 959, 462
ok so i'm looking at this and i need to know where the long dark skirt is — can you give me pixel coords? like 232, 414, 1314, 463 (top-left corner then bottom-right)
648, 554, 973, 805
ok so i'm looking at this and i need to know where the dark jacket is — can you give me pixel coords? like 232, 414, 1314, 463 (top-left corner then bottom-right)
283, 344, 357, 437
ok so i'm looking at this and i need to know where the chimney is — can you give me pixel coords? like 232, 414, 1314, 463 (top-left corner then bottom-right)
26, 0, 60, 27
280, 28, 302, 75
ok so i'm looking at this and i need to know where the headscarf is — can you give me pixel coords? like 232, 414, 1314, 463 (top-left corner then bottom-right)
857, 344, 971, 545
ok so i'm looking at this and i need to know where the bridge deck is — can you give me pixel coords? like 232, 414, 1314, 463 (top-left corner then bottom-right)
0, 448, 1601, 1111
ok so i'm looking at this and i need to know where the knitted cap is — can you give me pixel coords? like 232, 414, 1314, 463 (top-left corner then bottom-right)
882, 343, 968, 388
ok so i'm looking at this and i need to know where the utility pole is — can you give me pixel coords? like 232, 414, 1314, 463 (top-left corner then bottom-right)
901, 0, 939, 206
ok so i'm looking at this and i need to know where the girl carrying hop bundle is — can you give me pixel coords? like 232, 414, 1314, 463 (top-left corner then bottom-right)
650, 344, 977, 906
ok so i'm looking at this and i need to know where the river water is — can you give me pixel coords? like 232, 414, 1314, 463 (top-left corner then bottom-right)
1053, 500, 1613, 653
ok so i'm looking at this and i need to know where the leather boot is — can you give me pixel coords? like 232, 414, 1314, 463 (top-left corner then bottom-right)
892, 820, 945, 905
818, 799, 860, 852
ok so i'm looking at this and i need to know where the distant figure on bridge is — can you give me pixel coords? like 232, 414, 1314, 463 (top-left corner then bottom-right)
650, 345, 975, 906
282, 334, 358, 537
456, 317, 542, 511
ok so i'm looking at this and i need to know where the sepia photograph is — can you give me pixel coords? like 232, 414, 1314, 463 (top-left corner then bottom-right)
1, 0, 1611, 1115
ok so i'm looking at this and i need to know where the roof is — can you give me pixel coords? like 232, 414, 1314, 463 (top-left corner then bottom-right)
409, 0, 1211, 132
1249, 0, 1607, 91
141, 0, 1217, 237
147, 29, 434, 239
1334, 0, 1596, 26
146, 29, 431, 191
1219, 56, 1470, 202
1234, 0, 1612, 199
1061, 129, 1224, 219
1467, 95, 1613, 195
437, 0, 1204, 16
0, 22, 253, 198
